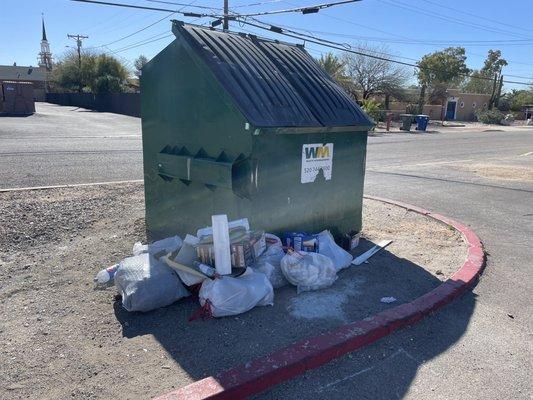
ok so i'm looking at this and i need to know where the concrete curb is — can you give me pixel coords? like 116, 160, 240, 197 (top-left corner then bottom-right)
0, 179, 143, 193
155, 196, 486, 400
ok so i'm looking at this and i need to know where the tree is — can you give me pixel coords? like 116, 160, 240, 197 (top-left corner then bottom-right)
417, 47, 470, 111
134, 54, 149, 78
462, 50, 507, 95
499, 89, 533, 112
51, 49, 96, 93
341, 44, 410, 100
91, 54, 129, 94
51, 51, 129, 93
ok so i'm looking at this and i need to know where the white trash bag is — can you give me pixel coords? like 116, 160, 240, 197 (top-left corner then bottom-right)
132, 235, 183, 256
199, 268, 274, 317
317, 230, 353, 271
254, 234, 288, 288
280, 251, 337, 293
115, 253, 189, 312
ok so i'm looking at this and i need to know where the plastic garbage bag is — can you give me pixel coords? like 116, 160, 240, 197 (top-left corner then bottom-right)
317, 230, 353, 271
198, 268, 274, 317
280, 251, 337, 293
132, 235, 183, 256
115, 253, 189, 312
254, 234, 288, 288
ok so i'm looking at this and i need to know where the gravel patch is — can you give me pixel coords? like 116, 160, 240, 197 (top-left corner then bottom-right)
0, 184, 465, 399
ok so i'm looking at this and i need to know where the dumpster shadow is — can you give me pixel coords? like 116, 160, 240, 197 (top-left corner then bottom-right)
113, 237, 477, 398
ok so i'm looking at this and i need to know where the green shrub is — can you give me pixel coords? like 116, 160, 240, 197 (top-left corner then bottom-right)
361, 99, 381, 123
476, 109, 504, 124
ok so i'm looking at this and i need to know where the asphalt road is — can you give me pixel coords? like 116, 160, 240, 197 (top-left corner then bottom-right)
2, 104, 532, 399
0, 103, 142, 189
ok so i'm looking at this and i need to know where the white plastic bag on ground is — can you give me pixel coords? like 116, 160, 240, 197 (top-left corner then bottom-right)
280, 251, 337, 293
199, 268, 274, 317
132, 235, 183, 256
115, 253, 189, 312
254, 234, 288, 288
317, 230, 353, 271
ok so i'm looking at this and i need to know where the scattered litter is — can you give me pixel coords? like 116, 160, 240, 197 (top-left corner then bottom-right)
132, 235, 183, 256
253, 234, 288, 288
196, 218, 250, 238
281, 251, 337, 293
94, 264, 119, 287
114, 253, 189, 312
435, 269, 444, 276
283, 232, 318, 252
161, 255, 213, 280
211, 214, 232, 275
380, 296, 397, 304
166, 234, 205, 286
317, 230, 353, 271
351, 240, 393, 266
507, 314, 515, 319
349, 232, 361, 250
198, 268, 274, 317
196, 226, 266, 269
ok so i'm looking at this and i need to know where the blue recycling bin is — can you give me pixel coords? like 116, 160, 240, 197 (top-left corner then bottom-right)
415, 115, 429, 131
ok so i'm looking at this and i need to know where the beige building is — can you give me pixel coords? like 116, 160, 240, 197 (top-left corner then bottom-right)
443, 89, 491, 121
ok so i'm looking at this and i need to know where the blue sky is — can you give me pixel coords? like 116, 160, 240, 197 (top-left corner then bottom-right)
1, 0, 532, 90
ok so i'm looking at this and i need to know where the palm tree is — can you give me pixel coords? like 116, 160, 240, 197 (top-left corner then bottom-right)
317, 53, 351, 88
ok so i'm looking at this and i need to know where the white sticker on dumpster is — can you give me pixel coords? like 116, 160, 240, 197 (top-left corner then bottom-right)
301, 143, 334, 183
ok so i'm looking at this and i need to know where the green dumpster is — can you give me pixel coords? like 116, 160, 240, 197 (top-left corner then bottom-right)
141, 21, 373, 243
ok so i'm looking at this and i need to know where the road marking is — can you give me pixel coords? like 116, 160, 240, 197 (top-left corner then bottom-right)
0, 179, 143, 193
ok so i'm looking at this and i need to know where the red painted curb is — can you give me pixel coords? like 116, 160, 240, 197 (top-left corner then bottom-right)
154, 196, 485, 400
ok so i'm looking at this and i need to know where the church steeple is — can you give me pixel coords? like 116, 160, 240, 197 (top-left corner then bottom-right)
42, 17, 47, 42
38, 14, 53, 71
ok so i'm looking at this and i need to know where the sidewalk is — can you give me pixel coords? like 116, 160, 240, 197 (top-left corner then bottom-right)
373, 120, 532, 134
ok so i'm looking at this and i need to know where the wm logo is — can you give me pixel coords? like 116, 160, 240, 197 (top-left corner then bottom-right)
305, 145, 330, 159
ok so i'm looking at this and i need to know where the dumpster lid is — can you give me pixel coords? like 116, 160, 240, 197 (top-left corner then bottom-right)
173, 22, 372, 129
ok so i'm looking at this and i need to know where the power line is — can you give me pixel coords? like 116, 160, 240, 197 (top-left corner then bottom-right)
234, 18, 533, 86
235, 0, 361, 17
144, 0, 221, 12
247, 16, 421, 62
76, 0, 203, 51
379, 0, 532, 40
68, 0, 533, 86
418, 0, 533, 34
231, 0, 284, 9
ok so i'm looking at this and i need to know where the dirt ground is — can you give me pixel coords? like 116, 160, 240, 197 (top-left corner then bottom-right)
452, 163, 533, 182
0, 183, 465, 399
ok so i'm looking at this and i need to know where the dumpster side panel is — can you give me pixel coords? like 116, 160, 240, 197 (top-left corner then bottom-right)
251, 131, 367, 239
141, 40, 253, 239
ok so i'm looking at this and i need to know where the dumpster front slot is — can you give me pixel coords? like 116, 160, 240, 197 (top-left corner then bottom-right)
156, 152, 257, 198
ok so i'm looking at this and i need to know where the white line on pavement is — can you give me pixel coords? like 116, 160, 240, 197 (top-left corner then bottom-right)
0, 179, 143, 193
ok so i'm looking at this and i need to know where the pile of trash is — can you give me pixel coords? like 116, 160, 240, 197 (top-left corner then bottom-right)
95, 215, 388, 318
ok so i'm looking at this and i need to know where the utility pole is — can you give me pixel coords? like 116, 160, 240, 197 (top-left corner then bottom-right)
488, 73, 498, 110
494, 75, 504, 109
67, 34, 88, 93
223, 0, 229, 30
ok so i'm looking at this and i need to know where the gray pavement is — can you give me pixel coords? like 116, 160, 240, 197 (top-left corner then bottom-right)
2, 104, 532, 399
263, 131, 533, 399
0, 103, 142, 189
